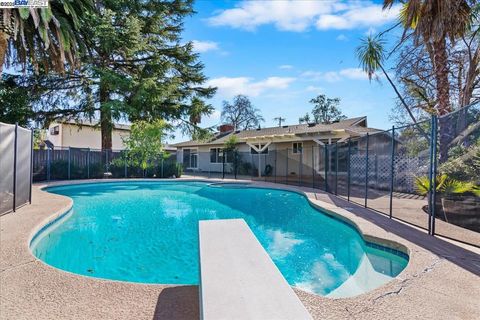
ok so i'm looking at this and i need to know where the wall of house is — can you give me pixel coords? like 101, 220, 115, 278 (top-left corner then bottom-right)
47, 123, 63, 147
271, 141, 320, 176
48, 123, 130, 150
177, 141, 326, 176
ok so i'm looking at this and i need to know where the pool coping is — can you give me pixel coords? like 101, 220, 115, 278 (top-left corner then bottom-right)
2, 178, 480, 319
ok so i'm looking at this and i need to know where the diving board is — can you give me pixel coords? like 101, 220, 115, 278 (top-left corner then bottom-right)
199, 219, 312, 320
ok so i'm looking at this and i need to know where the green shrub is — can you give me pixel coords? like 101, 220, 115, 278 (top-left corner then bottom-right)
440, 142, 480, 182
415, 174, 478, 197
157, 161, 183, 178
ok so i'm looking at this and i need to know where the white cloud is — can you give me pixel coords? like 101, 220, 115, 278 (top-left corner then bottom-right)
316, 4, 400, 30
300, 70, 323, 81
207, 0, 336, 32
336, 34, 348, 41
207, 1, 400, 32
301, 68, 369, 82
305, 85, 324, 93
206, 109, 221, 121
191, 40, 219, 53
338, 68, 369, 80
206, 76, 296, 98
279, 64, 294, 70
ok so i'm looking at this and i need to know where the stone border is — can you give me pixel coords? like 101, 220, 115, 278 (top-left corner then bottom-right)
1, 178, 479, 320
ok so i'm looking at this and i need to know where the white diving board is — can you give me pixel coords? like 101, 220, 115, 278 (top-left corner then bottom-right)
199, 219, 312, 320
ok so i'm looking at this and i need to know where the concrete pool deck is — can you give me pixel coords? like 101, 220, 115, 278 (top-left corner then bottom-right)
1, 178, 479, 319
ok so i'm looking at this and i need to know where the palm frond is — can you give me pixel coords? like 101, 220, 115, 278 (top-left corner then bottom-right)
355, 35, 386, 81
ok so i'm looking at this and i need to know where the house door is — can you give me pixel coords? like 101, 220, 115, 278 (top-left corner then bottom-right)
190, 152, 198, 168
183, 149, 198, 169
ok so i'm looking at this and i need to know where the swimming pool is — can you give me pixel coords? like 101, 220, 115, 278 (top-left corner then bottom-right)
31, 181, 408, 297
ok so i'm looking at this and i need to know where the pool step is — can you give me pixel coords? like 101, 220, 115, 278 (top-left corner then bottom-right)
198, 219, 312, 320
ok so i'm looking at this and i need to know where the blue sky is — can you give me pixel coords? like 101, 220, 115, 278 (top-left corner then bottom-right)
169, 0, 402, 143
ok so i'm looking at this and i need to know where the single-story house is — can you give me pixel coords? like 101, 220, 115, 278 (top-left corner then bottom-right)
172, 117, 386, 177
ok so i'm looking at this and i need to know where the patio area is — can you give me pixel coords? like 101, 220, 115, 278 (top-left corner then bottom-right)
1, 179, 479, 320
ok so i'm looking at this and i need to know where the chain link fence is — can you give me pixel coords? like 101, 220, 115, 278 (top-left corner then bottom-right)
0, 122, 33, 216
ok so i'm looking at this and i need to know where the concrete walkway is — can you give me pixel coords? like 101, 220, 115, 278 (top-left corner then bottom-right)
1, 179, 479, 320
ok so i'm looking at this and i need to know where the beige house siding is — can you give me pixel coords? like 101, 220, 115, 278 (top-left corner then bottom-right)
176, 141, 325, 176
47, 123, 130, 150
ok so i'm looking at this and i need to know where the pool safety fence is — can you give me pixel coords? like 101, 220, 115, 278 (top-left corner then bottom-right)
0, 122, 33, 216
182, 103, 480, 247
20, 103, 480, 247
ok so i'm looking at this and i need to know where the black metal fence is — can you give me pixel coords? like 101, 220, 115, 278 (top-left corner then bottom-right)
0, 122, 33, 216
32, 148, 179, 182
183, 103, 480, 247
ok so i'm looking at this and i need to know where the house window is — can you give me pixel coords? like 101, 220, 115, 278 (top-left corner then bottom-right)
292, 142, 303, 154
250, 144, 268, 154
50, 125, 59, 135
183, 149, 198, 168
210, 148, 224, 163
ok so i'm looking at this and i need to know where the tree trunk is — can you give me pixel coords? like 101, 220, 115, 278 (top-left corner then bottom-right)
99, 80, 112, 150
0, 31, 9, 73
433, 38, 452, 115
433, 38, 453, 163
460, 44, 479, 108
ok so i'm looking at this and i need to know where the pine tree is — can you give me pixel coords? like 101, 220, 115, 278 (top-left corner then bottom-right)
80, 0, 216, 149
4, 0, 216, 147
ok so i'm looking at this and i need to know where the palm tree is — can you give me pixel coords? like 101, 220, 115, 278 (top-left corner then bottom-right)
356, 35, 420, 126
383, 0, 473, 116
0, 1, 94, 73
383, 1, 474, 161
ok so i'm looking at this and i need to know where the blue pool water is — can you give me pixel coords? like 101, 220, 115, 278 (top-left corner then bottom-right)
31, 181, 408, 297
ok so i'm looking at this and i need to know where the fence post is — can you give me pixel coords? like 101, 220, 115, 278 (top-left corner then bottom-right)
430, 116, 439, 236
347, 138, 351, 202
335, 143, 338, 195
324, 144, 328, 192
251, 153, 255, 179
125, 154, 128, 178
68, 147, 71, 180
299, 150, 302, 186
389, 126, 395, 219
274, 150, 277, 183
364, 133, 369, 208
264, 153, 267, 182
285, 149, 288, 185
222, 149, 225, 179
105, 149, 109, 173
87, 148, 90, 179
161, 158, 164, 178
234, 152, 237, 180
13, 123, 18, 212
29, 129, 34, 204
47, 147, 51, 181
311, 146, 315, 189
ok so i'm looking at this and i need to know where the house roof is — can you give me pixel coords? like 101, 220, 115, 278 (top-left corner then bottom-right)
173, 117, 381, 147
